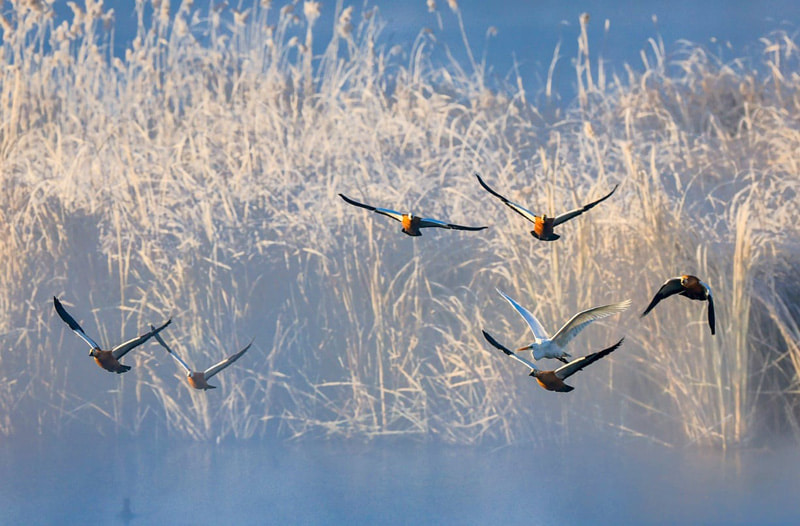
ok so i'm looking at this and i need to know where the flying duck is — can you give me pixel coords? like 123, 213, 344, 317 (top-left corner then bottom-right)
339, 193, 488, 237
497, 288, 630, 363
53, 296, 171, 373
150, 326, 253, 390
482, 330, 624, 392
641, 275, 716, 335
475, 173, 617, 241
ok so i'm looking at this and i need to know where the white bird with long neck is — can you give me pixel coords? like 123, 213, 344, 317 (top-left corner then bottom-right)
496, 289, 630, 363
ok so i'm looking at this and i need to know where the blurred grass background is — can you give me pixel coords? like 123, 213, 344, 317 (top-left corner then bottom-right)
0, 0, 798, 448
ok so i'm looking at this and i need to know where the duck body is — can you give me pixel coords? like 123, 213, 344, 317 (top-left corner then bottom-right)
339, 193, 487, 237
401, 215, 423, 237
482, 330, 624, 393
53, 296, 171, 374
531, 216, 560, 241
641, 275, 716, 335
531, 370, 574, 392
187, 372, 216, 390
475, 173, 617, 242
91, 349, 131, 374
497, 289, 630, 364
150, 326, 253, 392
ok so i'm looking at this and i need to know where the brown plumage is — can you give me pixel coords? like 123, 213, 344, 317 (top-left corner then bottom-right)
482, 330, 623, 392
150, 326, 253, 391
54, 296, 171, 374
475, 173, 618, 241
339, 193, 487, 237
641, 275, 715, 335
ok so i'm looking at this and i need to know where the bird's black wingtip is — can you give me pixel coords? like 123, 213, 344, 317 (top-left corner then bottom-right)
481, 329, 497, 346
608, 337, 625, 352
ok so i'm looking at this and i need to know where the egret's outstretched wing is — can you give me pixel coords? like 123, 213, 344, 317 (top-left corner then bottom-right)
703, 283, 716, 335
555, 338, 624, 380
53, 297, 101, 350
496, 289, 548, 340
552, 184, 618, 226
417, 217, 488, 231
641, 278, 684, 317
482, 330, 540, 371
204, 339, 254, 379
550, 300, 630, 348
339, 193, 404, 222
150, 324, 192, 374
475, 173, 538, 224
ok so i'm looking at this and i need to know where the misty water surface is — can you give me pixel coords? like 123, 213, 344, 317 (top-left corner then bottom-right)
3, 437, 800, 525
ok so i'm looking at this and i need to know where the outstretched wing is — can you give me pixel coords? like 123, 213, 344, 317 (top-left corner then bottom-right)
53, 296, 101, 350
552, 184, 618, 226
339, 193, 404, 222
496, 289, 549, 340
204, 339, 254, 379
555, 338, 624, 380
703, 282, 716, 335
475, 173, 539, 225
641, 277, 684, 317
551, 299, 631, 348
111, 318, 171, 359
417, 217, 488, 231
482, 330, 540, 371
150, 324, 192, 374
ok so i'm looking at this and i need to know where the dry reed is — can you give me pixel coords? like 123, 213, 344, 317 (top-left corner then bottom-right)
0, 2, 798, 447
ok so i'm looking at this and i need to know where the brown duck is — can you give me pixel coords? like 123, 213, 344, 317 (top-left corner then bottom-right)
641, 275, 715, 335
476, 173, 617, 241
151, 326, 253, 390
482, 329, 623, 392
339, 193, 487, 237
54, 296, 171, 373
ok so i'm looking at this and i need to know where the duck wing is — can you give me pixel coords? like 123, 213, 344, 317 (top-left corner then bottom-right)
149, 324, 192, 374
417, 217, 488, 231
482, 330, 540, 372
204, 339, 254, 379
555, 338, 624, 380
703, 283, 716, 335
641, 277, 684, 317
550, 300, 631, 349
53, 297, 101, 350
552, 184, 618, 226
475, 173, 539, 224
339, 193, 404, 222
110, 318, 171, 359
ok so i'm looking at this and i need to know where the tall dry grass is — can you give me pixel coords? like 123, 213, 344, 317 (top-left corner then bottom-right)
0, 1, 798, 447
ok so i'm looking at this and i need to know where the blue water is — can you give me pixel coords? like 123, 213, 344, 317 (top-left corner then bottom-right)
3, 437, 800, 525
